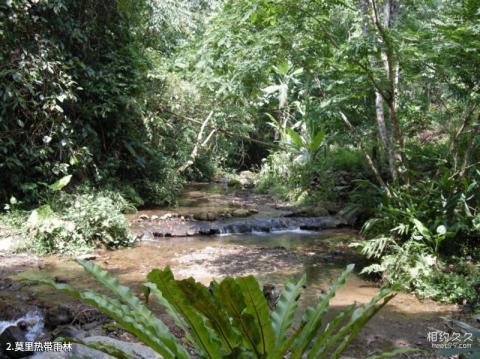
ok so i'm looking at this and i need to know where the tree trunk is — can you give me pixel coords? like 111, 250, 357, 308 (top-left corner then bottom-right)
360, 0, 399, 181
375, 91, 398, 181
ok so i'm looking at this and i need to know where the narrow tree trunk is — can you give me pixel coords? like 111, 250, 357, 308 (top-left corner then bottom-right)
375, 92, 398, 181
459, 114, 480, 177
177, 111, 215, 174
361, 0, 399, 181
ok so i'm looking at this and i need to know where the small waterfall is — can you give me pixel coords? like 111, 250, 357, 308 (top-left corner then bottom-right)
150, 216, 345, 238
0, 310, 44, 342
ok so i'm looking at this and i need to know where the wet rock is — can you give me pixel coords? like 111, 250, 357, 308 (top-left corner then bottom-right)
0, 236, 21, 254
239, 170, 255, 178
285, 206, 329, 217
317, 201, 343, 215
0, 326, 32, 358
76, 254, 97, 261
149, 216, 343, 237
159, 213, 174, 220
31, 344, 114, 359
231, 209, 252, 217
227, 171, 256, 188
193, 212, 218, 221
138, 214, 149, 220
150, 215, 159, 221
188, 191, 205, 198
263, 284, 280, 310
0, 303, 23, 321
45, 305, 74, 330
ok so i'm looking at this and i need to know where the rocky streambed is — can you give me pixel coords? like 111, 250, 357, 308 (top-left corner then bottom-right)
0, 183, 472, 358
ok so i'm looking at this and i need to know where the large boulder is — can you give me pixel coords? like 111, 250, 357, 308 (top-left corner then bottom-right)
0, 325, 32, 358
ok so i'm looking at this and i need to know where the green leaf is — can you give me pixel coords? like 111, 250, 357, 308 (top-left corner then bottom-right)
147, 268, 223, 359
306, 304, 356, 359
236, 276, 275, 356
75, 260, 189, 359
286, 128, 304, 149
57, 337, 138, 359
33, 279, 187, 359
290, 264, 355, 359
318, 289, 396, 358
271, 274, 306, 353
412, 219, 431, 239
309, 130, 326, 153
49, 175, 72, 191
214, 277, 262, 356
176, 278, 242, 354
143, 282, 190, 338
276, 61, 290, 75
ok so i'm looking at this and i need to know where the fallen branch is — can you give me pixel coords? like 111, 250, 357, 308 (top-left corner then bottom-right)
177, 111, 215, 174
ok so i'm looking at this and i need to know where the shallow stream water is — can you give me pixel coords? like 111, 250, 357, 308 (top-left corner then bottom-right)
0, 183, 463, 357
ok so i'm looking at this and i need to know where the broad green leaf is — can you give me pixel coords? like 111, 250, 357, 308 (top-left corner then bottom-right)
143, 282, 190, 337
290, 264, 355, 359
309, 130, 326, 153
214, 277, 262, 356
276, 61, 290, 75
319, 289, 395, 359
286, 128, 304, 148
49, 175, 72, 191
34, 279, 187, 359
75, 260, 190, 358
147, 268, 223, 359
306, 304, 356, 359
262, 85, 282, 95
270, 274, 306, 353
236, 276, 275, 356
412, 219, 431, 239
176, 277, 242, 354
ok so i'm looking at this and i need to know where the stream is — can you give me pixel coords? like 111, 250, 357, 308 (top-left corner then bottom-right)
0, 183, 465, 358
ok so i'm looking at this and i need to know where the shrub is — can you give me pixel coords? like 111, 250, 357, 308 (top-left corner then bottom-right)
35, 260, 417, 359
256, 147, 371, 205
355, 170, 480, 305
25, 192, 135, 255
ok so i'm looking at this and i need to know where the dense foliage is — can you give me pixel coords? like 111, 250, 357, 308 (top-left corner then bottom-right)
37, 260, 414, 358
1, 0, 479, 304
184, 0, 480, 305
0, 0, 220, 207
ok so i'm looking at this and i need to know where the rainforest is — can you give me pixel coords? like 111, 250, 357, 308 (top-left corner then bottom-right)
0, 0, 479, 358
